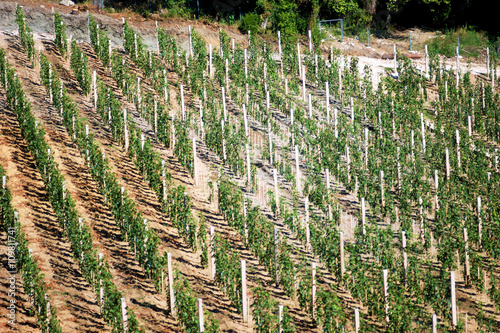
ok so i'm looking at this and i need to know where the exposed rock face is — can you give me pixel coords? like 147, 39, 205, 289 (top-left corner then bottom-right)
60, 0, 75, 6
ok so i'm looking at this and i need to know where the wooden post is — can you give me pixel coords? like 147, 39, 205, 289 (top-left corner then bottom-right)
167, 253, 176, 316
383, 269, 389, 322
242, 260, 248, 324
451, 271, 457, 328
121, 297, 128, 332
432, 313, 437, 333
198, 298, 205, 332
340, 231, 345, 277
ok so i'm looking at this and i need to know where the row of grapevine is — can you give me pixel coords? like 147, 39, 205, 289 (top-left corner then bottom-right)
0, 48, 142, 333
0, 165, 62, 333
46, 14, 223, 331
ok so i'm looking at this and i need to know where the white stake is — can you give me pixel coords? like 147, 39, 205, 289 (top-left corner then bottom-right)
167, 253, 176, 316
451, 271, 457, 327
383, 269, 389, 322
241, 260, 248, 323
121, 298, 128, 332
361, 197, 366, 236
198, 298, 204, 332
340, 231, 345, 276
312, 262, 316, 318
93, 70, 97, 109
209, 226, 215, 279
295, 146, 300, 193
273, 169, 279, 216
325, 82, 330, 124
193, 138, 198, 186
246, 144, 251, 185
421, 113, 426, 153
355, 308, 360, 333
180, 84, 185, 120
464, 228, 470, 284
243, 104, 249, 137
445, 148, 450, 180
478, 197, 482, 248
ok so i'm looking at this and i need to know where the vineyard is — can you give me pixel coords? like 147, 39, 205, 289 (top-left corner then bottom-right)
1, 1, 500, 332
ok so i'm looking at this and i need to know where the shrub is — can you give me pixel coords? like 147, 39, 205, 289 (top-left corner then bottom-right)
426, 27, 488, 58
239, 12, 261, 35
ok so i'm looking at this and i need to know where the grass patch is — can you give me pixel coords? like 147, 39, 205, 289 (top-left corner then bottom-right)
426, 26, 488, 58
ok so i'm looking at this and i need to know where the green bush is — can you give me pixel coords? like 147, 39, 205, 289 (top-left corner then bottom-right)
239, 12, 261, 35
426, 27, 488, 58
